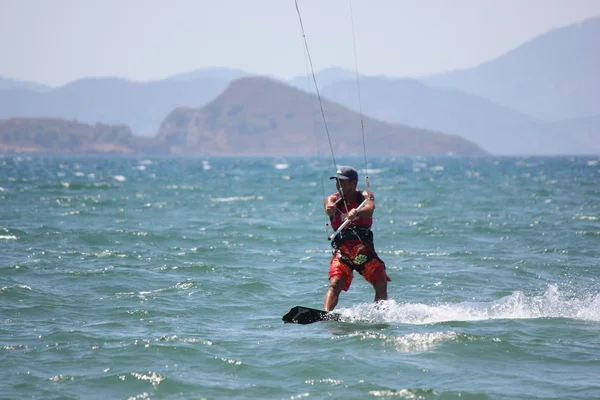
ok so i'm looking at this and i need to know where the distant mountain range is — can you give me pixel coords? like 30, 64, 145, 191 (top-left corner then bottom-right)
0, 78, 483, 155
549, 114, 600, 150
0, 77, 230, 137
1, 16, 599, 155
423, 16, 600, 122
165, 67, 251, 83
316, 77, 578, 155
0, 77, 50, 92
288, 67, 360, 92
156, 77, 484, 156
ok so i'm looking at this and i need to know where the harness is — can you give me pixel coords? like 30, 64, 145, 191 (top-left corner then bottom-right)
330, 191, 383, 274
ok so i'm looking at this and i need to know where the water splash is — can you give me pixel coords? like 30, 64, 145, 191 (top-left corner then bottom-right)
339, 285, 600, 324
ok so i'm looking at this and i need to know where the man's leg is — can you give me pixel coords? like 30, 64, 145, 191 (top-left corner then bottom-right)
324, 277, 345, 311
362, 258, 389, 303
373, 277, 388, 302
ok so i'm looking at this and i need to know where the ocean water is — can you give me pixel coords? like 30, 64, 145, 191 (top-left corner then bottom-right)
1, 155, 599, 400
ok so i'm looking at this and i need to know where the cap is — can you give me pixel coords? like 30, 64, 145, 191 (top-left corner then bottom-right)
330, 166, 358, 181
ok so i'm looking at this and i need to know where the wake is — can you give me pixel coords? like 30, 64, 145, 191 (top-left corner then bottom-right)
338, 285, 600, 324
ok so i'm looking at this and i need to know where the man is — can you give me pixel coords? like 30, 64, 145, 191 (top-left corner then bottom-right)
323, 166, 390, 311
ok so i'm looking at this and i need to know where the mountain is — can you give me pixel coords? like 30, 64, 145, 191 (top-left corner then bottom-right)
156, 76, 486, 156
0, 77, 51, 92
165, 67, 251, 82
548, 114, 600, 153
422, 17, 600, 122
3, 14, 598, 155
0, 77, 230, 136
317, 77, 582, 155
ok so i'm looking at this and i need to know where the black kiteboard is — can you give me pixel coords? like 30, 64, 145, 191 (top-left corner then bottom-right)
282, 306, 341, 324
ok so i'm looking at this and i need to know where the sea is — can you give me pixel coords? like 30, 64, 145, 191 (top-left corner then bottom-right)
1, 154, 599, 400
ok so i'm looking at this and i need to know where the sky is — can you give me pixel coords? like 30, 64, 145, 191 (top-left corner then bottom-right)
1, 0, 600, 87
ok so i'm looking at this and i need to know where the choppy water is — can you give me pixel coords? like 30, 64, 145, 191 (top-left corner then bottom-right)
1, 155, 599, 400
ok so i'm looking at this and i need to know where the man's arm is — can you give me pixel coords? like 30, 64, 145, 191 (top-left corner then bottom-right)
324, 194, 338, 217
347, 191, 375, 220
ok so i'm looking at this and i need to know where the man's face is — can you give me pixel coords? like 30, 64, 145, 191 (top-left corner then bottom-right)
336, 178, 356, 195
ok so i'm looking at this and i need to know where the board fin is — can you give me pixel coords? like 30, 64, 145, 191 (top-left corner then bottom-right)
282, 306, 341, 324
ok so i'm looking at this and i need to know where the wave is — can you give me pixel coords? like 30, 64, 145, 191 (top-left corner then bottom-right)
114, 279, 199, 301
36, 181, 122, 190
334, 329, 461, 353
0, 283, 33, 294
211, 195, 264, 202
0, 235, 18, 240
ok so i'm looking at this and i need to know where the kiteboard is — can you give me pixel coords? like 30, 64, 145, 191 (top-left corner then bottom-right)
282, 306, 341, 324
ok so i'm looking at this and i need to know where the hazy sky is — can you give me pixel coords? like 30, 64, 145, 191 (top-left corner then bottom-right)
1, 0, 599, 86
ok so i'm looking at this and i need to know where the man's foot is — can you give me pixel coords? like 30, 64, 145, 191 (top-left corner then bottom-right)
374, 299, 390, 311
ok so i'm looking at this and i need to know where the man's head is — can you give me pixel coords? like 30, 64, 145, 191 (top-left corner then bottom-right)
330, 166, 358, 182
330, 166, 358, 194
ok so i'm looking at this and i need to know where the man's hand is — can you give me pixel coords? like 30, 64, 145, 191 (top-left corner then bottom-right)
325, 200, 337, 216
347, 208, 359, 220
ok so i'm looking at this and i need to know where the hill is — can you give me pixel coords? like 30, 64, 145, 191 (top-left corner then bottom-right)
156, 76, 486, 156
423, 17, 600, 122
0, 118, 164, 154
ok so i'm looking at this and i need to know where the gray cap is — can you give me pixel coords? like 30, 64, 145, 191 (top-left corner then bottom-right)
330, 166, 358, 181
